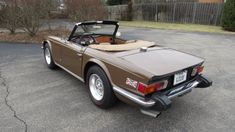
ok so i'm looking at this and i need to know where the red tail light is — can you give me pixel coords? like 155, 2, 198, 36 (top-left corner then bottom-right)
192, 65, 204, 76
138, 80, 168, 94
197, 66, 204, 74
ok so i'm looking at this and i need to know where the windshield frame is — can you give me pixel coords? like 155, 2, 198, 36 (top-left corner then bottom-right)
68, 21, 119, 43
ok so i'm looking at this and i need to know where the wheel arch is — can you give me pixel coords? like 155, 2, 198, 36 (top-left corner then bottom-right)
42, 40, 52, 49
83, 59, 113, 84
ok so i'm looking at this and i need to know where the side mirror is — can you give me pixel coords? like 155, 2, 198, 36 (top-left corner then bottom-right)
80, 40, 90, 46
116, 32, 121, 37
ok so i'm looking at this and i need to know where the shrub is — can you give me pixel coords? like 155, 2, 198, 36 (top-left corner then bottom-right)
0, 0, 21, 34
66, 0, 107, 21
20, 0, 49, 36
221, 0, 235, 31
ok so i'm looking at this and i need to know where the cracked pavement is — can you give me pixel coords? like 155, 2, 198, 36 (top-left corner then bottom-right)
0, 70, 28, 132
0, 27, 235, 132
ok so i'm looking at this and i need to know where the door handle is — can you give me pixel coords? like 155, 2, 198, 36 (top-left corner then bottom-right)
77, 53, 83, 57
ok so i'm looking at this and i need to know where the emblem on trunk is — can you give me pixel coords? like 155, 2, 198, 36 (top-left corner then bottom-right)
126, 78, 138, 88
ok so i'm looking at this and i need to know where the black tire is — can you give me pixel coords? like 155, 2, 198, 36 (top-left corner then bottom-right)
44, 43, 57, 69
86, 66, 117, 109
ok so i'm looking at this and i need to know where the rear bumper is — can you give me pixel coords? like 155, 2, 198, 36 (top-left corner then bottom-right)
113, 74, 212, 111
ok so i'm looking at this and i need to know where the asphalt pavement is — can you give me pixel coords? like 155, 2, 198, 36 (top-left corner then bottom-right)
0, 27, 235, 132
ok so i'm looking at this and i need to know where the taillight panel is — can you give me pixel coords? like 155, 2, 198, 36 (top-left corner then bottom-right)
138, 80, 168, 95
197, 66, 204, 74
191, 65, 204, 76
139, 65, 204, 95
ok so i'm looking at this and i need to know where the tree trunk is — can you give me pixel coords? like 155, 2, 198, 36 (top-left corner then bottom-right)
127, 0, 133, 21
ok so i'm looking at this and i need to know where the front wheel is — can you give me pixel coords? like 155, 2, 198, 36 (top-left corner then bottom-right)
44, 43, 56, 69
86, 66, 117, 109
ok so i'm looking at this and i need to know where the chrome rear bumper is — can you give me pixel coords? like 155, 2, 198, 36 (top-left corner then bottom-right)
113, 75, 212, 111
113, 86, 156, 108
167, 81, 199, 99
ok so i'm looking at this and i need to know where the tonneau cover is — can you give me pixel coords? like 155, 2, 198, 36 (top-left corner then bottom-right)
88, 40, 155, 51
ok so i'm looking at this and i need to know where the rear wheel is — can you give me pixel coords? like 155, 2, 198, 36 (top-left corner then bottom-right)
44, 43, 56, 69
86, 66, 117, 109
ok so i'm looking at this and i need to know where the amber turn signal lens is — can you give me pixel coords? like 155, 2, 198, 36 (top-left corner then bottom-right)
138, 81, 167, 95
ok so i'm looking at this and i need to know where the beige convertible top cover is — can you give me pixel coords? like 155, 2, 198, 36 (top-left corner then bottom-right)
89, 40, 155, 51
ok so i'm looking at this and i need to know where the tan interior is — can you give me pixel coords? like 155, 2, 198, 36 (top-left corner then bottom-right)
95, 36, 129, 44
89, 40, 156, 51
96, 36, 113, 43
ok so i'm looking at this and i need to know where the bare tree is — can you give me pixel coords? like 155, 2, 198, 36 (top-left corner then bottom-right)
66, 0, 107, 21
42, 0, 58, 31
0, 0, 21, 34
20, 0, 50, 36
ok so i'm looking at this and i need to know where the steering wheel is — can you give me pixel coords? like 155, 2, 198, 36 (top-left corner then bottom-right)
79, 35, 97, 45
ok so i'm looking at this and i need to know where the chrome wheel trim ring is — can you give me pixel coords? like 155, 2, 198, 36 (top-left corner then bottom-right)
45, 48, 51, 65
89, 74, 104, 101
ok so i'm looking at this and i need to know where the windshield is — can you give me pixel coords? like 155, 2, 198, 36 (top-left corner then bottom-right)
75, 24, 116, 36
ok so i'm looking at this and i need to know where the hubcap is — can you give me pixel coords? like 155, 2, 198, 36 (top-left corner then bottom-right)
89, 74, 104, 101
45, 48, 51, 65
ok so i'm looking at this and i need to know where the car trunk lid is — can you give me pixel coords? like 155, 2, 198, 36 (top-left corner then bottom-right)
118, 48, 204, 76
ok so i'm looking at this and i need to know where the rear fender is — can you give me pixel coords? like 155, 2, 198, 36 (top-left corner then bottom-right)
84, 58, 113, 84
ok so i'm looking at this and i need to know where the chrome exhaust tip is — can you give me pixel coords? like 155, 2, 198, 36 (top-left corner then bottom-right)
140, 109, 161, 118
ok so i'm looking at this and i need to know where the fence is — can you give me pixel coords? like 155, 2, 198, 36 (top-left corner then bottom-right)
106, 2, 224, 25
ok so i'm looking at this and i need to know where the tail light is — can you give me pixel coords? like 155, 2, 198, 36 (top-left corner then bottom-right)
138, 80, 168, 94
191, 65, 204, 76
197, 66, 204, 74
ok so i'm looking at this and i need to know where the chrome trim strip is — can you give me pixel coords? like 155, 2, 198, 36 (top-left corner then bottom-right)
169, 86, 184, 95
167, 81, 200, 99
76, 22, 82, 26
113, 86, 156, 108
55, 62, 85, 82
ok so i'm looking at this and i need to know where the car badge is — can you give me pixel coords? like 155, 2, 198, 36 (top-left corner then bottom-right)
126, 78, 138, 88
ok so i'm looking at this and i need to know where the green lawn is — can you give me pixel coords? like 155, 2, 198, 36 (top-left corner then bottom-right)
120, 21, 235, 35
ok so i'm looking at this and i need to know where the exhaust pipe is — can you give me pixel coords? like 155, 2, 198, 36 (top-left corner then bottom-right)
140, 109, 161, 118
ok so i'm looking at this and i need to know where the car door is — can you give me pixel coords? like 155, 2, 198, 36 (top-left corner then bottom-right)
50, 40, 62, 63
60, 40, 85, 77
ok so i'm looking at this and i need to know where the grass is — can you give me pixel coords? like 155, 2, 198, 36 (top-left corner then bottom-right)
120, 21, 235, 35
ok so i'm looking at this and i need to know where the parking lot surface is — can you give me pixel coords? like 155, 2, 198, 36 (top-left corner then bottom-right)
0, 27, 235, 132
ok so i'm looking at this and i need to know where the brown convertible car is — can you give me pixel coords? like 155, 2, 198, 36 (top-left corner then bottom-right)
42, 21, 212, 117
